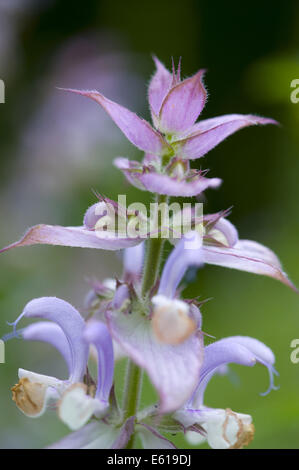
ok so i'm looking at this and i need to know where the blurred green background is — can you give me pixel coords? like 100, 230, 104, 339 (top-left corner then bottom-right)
0, 0, 299, 449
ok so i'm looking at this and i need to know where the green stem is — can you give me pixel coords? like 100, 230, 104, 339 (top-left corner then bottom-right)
122, 359, 143, 419
122, 194, 168, 448
141, 237, 165, 297
141, 194, 168, 298
122, 359, 143, 448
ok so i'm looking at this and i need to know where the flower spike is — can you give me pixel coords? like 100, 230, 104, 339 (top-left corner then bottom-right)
2, 55, 295, 450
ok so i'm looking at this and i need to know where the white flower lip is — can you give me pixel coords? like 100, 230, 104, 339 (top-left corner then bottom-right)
58, 383, 106, 431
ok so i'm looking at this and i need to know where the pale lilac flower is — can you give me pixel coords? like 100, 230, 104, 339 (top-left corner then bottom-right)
106, 232, 204, 414
10, 297, 89, 418
106, 308, 201, 414
2, 55, 296, 450
61, 57, 276, 163
5, 238, 283, 449
2, 233, 287, 449
10, 308, 121, 447
58, 319, 114, 430
175, 336, 277, 448
7, 298, 118, 433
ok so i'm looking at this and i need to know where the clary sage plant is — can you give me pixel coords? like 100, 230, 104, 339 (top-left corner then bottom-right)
1, 57, 296, 449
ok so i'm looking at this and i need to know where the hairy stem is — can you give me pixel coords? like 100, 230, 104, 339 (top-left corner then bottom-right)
122, 359, 143, 448
141, 193, 168, 298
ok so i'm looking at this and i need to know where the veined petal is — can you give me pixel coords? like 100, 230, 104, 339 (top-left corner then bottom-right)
60, 88, 170, 155
83, 320, 114, 404
106, 307, 204, 413
173, 114, 278, 160
16, 297, 89, 383
202, 239, 297, 291
22, 322, 72, 374
139, 172, 221, 197
137, 423, 177, 449
148, 56, 173, 118
158, 70, 207, 133
185, 113, 278, 135
0, 223, 143, 254
158, 231, 203, 298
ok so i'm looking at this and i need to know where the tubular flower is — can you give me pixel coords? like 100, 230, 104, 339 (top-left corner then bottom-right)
10, 297, 89, 418
58, 319, 115, 430
174, 336, 278, 449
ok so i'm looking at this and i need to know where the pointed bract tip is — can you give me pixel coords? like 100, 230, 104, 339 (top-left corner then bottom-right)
56, 87, 99, 97
246, 115, 279, 126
